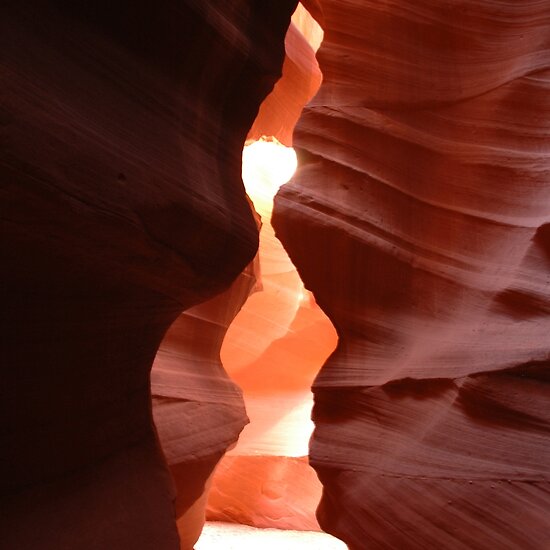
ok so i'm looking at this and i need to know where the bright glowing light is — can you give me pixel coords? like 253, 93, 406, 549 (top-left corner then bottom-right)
241, 137, 298, 217
196, 522, 347, 550
224, 137, 304, 390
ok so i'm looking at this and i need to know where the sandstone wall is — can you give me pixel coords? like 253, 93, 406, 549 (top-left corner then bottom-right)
273, 1, 550, 548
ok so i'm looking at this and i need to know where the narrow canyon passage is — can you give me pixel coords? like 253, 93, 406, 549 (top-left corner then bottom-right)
202, 5, 336, 536
205, 137, 338, 530
150, 3, 340, 546
3, 1, 549, 549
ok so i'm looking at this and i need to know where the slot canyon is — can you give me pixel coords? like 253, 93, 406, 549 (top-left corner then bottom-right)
1, 1, 549, 549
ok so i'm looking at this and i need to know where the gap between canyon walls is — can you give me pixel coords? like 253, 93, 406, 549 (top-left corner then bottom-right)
150, 3, 334, 548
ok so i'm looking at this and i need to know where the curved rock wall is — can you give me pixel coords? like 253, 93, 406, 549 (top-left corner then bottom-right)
1, 1, 297, 548
273, 1, 550, 548
152, 256, 259, 547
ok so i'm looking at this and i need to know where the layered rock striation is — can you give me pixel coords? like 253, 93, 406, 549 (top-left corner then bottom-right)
274, 1, 550, 548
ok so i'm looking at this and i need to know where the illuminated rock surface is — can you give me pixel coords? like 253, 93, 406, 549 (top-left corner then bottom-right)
273, 1, 550, 549
247, 5, 323, 147
206, 456, 322, 531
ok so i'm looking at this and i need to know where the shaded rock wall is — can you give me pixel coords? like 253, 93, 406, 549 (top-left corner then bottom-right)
1, 1, 297, 548
273, 1, 550, 548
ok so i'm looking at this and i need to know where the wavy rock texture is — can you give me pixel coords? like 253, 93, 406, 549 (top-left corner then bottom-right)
1, 1, 297, 548
273, 1, 550, 548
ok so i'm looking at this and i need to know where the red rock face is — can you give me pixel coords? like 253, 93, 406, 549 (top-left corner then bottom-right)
1, 1, 297, 548
273, 1, 550, 548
